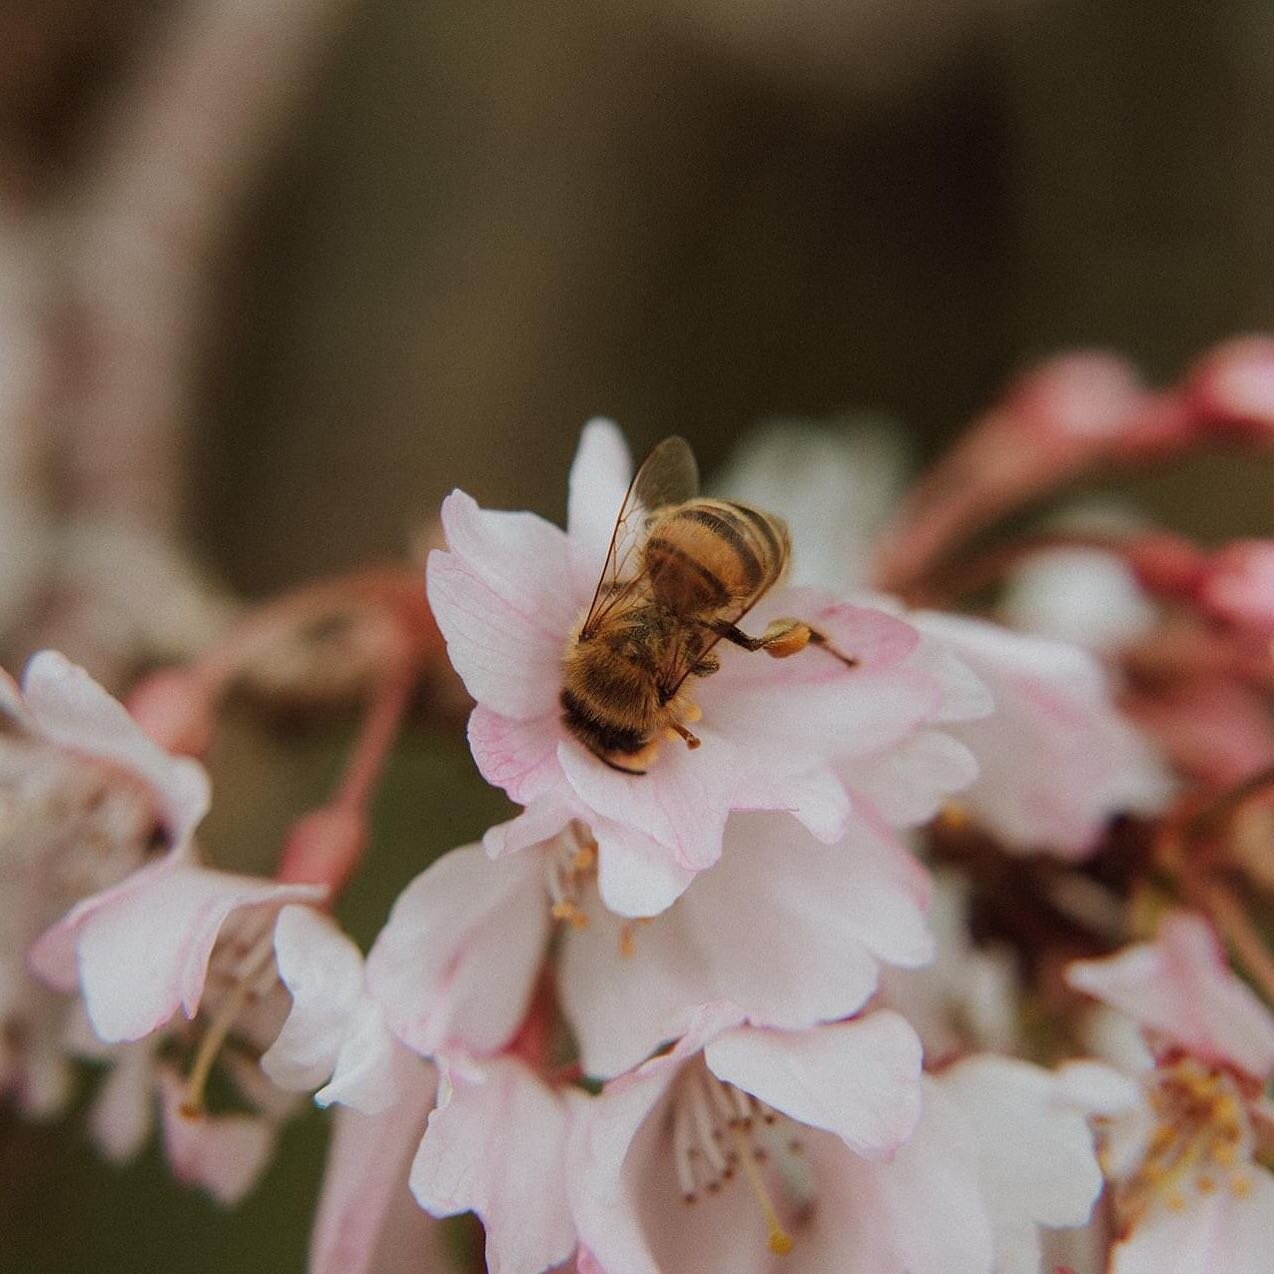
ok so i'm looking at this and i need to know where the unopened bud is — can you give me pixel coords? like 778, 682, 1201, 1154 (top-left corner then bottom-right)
1184, 335, 1274, 443
126, 667, 215, 756
1198, 541, 1274, 637
1126, 533, 1208, 599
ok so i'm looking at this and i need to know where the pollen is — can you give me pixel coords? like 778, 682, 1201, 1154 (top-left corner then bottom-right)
548, 823, 599, 931
670, 1064, 805, 1257
1113, 1058, 1257, 1234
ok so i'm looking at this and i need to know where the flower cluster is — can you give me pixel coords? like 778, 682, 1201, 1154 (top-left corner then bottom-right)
7, 335, 1274, 1274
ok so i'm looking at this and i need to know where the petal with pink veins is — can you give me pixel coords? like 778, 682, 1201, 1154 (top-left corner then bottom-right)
366, 845, 548, 1059
1067, 912, 1274, 1079
410, 1054, 576, 1274
468, 704, 564, 804
558, 733, 736, 872
426, 549, 567, 721
705, 1012, 924, 1160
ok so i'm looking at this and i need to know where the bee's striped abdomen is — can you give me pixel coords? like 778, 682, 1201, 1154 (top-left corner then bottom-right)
642, 498, 788, 618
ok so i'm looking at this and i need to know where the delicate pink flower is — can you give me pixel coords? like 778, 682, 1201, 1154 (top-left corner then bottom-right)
568, 1002, 947, 1273
365, 810, 934, 1081
1198, 540, 1274, 638
411, 1050, 580, 1274
915, 612, 1172, 858
0, 650, 210, 1113
1064, 913, 1274, 1270
427, 419, 951, 908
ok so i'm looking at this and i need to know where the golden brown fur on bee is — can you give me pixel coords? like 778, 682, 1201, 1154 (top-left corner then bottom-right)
561, 498, 790, 773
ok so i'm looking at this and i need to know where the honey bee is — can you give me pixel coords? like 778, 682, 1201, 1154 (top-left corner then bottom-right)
561, 436, 857, 773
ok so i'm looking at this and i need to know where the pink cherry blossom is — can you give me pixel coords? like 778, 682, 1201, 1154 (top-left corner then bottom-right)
568, 1003, 941, 1273
1183, 333, 1274, 444
365, 809, 934, 1081
427, 419, 952, 906
914, 612, 1172, 858
0, 650, 210, 1113
1064, 913, 1274, 1270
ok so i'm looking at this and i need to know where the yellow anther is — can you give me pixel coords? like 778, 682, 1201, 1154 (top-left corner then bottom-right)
570, 842, 597, 873
1231, 1173, 1253, 1199
938, 802, 969, 829
551, 900, 588, 928
1197, 1175, 1216, 1194
729, 1122, 794, 1258
1210, 1142, 1238, 1167
1167, 1192, 1187, 1213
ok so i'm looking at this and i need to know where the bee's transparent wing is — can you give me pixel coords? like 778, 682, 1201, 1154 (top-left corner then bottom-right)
579, 436, 699, 639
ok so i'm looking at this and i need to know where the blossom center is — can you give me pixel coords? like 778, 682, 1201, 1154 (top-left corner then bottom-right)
669, 1063, 808, 1255
1113, 1057, 1255, 1231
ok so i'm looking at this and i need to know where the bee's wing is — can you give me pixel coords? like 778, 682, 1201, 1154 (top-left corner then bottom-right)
579, 436, 700, 639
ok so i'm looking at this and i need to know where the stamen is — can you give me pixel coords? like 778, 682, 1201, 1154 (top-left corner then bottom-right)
181, 931, 274, 1116
729, 1122, 793, 1255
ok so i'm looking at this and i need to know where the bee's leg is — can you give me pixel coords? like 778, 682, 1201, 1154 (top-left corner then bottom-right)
714, 619, 858, 668
667, 720, 701, 749
689, 653, 720, 677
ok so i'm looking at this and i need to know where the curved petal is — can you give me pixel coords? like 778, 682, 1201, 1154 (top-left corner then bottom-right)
22, 649, 211, 844
561, 813, 932, 1078
411, 1055, 576, 1274
318, 1001, 427, 1116
567, 419, 633, 595
438, 490, 580, 639
1067, 912, 1274, 1078
483, 792, 578, 860
309, 1069, 438, 1274
794, 1082, 995, 1274
426, 549, 567, 721
845, 730, 980, 828
559, 735, 736, 872
705, 1012, 924, 1160
261, 905, 363, 1092
469, 705, 565, 804
366, 845, 548, 1058
593, 817, 696, 918
936, 1055, 1104, 1274
30, 859, 324, 1043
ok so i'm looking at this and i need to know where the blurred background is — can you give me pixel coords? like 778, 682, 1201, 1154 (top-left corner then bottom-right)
0, 0, 1271, 1269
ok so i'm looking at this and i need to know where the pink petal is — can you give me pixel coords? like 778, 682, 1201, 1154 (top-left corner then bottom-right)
568, 1004, 748, 1274
558, 734, 735, 872
30, 857, 324, 1043
438, 490, 580, 640
796, 1081, 995, 1274
1067, 912, 1274, 1078
22, 649, 211, 843
936, 1055, 1104, 1270
705, 1012, 924, 1160
309, 1071, 439, 1274
426, 548, 567, 721
1111, 1169, 1274, 1274
410, 1054, 576, 1274
88, 1040, 157, 1162
560, 812, 932, 1078
366, 845, 548, 1058
319, 1002, 428, 1116
156, 1067, 276, 1205
845, 730, 980, 828
469, 704, 565, 804
483, 791, 579, 859
567, 419, 633, 596
260, 905, 363, 1093
733, 763, 851, 843
593, 817, 696, 918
